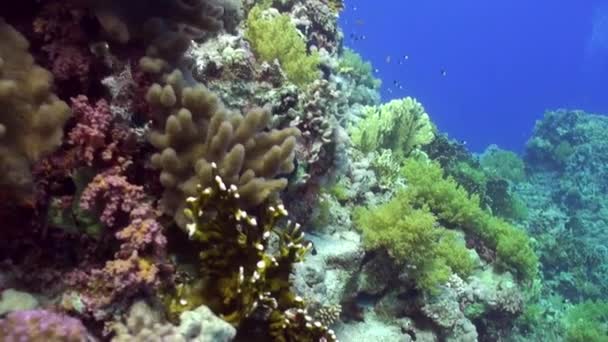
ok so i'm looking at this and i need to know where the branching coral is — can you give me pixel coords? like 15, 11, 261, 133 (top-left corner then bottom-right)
349, 97, 435, 158
164, 166, 337, 341
245, 4, 320, 86
144, 69, 300, 227
0, 19, 71, 195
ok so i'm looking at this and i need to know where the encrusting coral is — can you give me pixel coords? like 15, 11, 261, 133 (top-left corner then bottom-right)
144, 68, 300, 227
0, 19, 71, 196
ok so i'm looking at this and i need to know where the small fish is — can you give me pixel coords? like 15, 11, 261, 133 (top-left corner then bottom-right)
386, 56, 391, 63
440, 69, 447, 76
374, 68, 380, 73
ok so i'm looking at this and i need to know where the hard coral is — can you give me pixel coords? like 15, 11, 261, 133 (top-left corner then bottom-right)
0, 19, 71, 196
144, 69, 300, 227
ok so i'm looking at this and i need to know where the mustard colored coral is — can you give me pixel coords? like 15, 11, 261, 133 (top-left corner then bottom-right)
349, 97, 435, 157
145, 69, 300, 227
0, 19, 71, 193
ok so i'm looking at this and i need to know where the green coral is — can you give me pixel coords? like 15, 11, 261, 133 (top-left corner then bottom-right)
563, 300, 608, 342
354, 187, 474, 293
338, 48, 381, 90
349, 97, 435, 158
401, 158, 538, 282
479, 145, 526, 183
369, 149, 406, 189
245, 4, 320, 86
165, 165, 336, 342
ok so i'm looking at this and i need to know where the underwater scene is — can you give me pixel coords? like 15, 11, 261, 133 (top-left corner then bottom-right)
1, 0, 608, 341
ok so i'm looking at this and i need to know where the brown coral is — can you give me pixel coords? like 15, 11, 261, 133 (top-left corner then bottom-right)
0, 19, 71, 195
144, 69, 300, 227
86, 0, 225, 61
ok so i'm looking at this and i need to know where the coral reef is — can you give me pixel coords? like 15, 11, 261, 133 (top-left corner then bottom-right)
0, 1, 568, 341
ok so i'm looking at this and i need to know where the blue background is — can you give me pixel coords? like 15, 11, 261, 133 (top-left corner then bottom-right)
340, 0, 608, 153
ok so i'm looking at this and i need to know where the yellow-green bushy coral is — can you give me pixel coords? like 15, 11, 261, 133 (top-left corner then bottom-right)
349, 97, 435, 157
354, 190, 474, 293
245, 4, 320, 86
338, 48, 381, 89
355, 157, 538, 293
0, 19, 71, 194
402, 158, 538, 282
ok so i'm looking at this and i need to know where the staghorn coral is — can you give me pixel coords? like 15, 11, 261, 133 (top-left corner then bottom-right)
144, 69, 300, 227
164, 166, 337, 341
0, 19, 71, 196
0, 309, 89, 342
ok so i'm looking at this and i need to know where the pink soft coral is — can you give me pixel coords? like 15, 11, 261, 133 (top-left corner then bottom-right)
68, 95, 113, 166
79, 167, 145, 227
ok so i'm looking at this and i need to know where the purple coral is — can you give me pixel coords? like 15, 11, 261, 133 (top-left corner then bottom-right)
68, 95, 113, 166
0, 309, 88, 342
79, 167, 145, 227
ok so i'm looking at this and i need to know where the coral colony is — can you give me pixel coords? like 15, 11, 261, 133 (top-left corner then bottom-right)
2, 0, 606, 341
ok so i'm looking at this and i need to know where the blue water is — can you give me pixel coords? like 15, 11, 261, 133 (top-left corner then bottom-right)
340, 0, 608, 153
